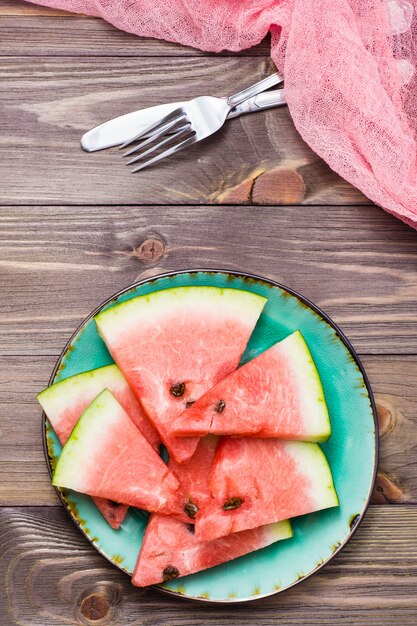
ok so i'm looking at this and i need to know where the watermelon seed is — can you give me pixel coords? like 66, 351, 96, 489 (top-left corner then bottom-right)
163, 565, 180, 581
185, 401, 195, 408
184, 500, 199, 519
215, 400, 226, 413
170, 382, 185, 397
186, 523, 195, 534
222, 497, 243, 511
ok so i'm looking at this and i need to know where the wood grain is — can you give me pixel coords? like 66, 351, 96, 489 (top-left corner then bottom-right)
1, 205, 416, 356
0, 0, 268, 55
1, 506, 416, 625
0, 15, 271, 56
1, 353, 416, 505
365, 356, 417, 503
0, 0, 76, 16
0, 56, 368, 205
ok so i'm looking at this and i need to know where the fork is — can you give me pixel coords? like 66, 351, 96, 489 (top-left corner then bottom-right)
120, 72, 283, 172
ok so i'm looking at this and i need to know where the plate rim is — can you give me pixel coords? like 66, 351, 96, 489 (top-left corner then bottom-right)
42, 267, 379, 604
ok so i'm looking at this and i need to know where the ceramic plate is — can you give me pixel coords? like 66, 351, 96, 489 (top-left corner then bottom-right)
43, 269, 378, 603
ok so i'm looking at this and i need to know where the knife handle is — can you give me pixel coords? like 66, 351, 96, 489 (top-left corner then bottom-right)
227, 89, 286, 120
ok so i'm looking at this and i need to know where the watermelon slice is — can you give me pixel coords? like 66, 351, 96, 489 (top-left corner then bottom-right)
168, 434, 219, 513
195, 438, 338, 542
172, 331, 330, 441
132, 514, 292, 587
53, 389, 187, 519
132, 436, 292, 586
94, 287, 267, 463
37, 364, 160, 450
38, 364, 160, 529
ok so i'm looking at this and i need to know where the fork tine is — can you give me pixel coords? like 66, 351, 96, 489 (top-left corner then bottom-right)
123, 118, 189, 159
119, 108, 185, 150
126, 125, 194, 166
131, 135, 197, 173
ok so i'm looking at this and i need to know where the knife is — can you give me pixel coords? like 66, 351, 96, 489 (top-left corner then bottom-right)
81, 88, 286, 152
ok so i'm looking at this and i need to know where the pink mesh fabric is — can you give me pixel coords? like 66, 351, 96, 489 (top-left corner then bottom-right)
30, 0, 417, 226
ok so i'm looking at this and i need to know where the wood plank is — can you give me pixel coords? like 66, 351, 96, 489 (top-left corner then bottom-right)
0, 1, 268, 55
0, 0, 77, 16
1, 353, 415, 505
0, 56, 368, 205
0, 16, 271, 56
1, 506, 416, 625
1, 205, 416, 356
366, 356, 417, 503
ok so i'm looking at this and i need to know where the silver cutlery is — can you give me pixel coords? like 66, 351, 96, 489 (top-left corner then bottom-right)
120, 72, 284, 172
81, 87, 286, 153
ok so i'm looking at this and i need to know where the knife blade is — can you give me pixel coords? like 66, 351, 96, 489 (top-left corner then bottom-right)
81, 89, 286, 153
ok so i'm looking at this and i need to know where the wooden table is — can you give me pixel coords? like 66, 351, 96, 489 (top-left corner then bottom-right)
1, 2, 417, 623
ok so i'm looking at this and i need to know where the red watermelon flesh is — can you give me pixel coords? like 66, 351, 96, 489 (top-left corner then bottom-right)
172, 331, 330, 441
37, 364, 160, 450
195, 438, 338, 542
132, 513, 292, 587
168, 435, 219, 513
53, 390, 188, 521
37, 364, 160, 529
94, 287, 267, 463
132, 436, 292, 586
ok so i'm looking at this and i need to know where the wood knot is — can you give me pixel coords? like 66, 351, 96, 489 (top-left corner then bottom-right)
215, 166, 305, 204
216, 175, 255, 203
135, 238, 165, 264
375, 398, 397, 437
80, 593, 110, 622
371, 472, 406, 504
251, 169, 305, 205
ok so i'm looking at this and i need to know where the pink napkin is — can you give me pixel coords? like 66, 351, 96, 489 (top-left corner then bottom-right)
31, 0, 417, 227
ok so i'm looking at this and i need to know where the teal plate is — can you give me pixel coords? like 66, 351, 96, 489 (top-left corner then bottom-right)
42, 269, 378, 603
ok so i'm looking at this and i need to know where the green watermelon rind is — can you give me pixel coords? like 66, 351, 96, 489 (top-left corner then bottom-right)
52, 388, 119, 489
94, 286, 267, 337
267, 518, 293, 541
279, 331, 331, 442
287, 441, 339, 509
37, 364, 121, 414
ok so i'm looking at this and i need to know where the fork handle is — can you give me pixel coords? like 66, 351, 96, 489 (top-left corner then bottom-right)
227, 89, 287, 119
227, 72, 283, 108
